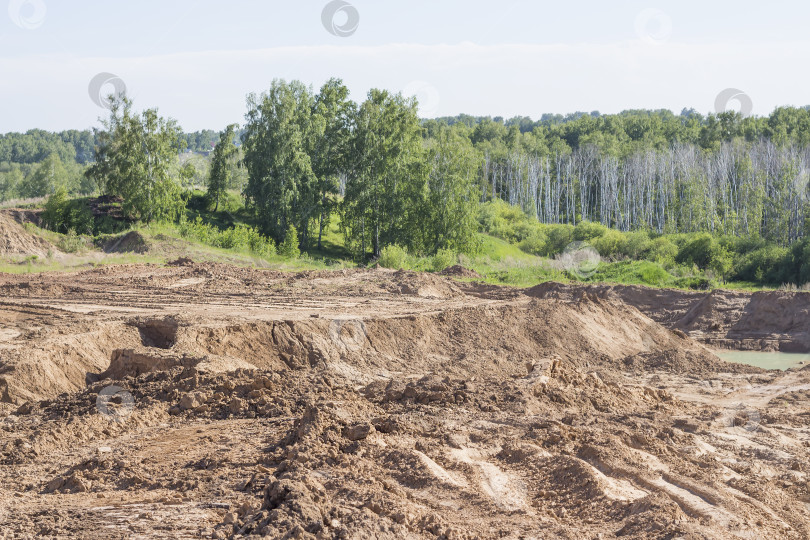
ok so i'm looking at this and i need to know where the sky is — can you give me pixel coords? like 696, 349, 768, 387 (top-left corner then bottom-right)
1, 0, 809, 132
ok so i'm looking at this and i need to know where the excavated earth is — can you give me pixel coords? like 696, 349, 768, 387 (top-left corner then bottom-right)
0, 263, 809, 539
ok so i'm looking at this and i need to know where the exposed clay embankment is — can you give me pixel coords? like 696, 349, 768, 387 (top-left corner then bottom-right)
0, 265, 808, 539
529, 281, 810, 352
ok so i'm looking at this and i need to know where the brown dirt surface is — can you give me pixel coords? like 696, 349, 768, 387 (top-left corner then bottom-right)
529, 281, 810, 352
1, 266, 809, 538
0, 211, 55, 257
2, 208, 43, 227
439, 265, 482, 279
102, 231, 150, 254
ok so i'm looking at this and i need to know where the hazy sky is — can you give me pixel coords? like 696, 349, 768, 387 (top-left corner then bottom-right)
1, 0, 809, 132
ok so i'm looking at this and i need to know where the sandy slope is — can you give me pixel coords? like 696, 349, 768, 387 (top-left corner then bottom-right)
0, 265, 808, 538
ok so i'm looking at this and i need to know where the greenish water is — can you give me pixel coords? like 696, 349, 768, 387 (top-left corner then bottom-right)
716, 351, 810, 371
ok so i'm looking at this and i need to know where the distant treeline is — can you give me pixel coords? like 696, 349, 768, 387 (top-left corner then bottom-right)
6, 102, 810, 249
0, 129, 229, 166
0, 128, 235, 201
423, 107, 810, 246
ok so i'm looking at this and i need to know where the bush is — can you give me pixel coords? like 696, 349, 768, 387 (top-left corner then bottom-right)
648, 237, 679, 264
177, 216, 275, 255
57, 229, 88, 253
248, 227, 276, 256
518, 230, 548, 255
592, 229, 627, 259
673, 276, 712, 290
378, 245, 408, 269
279, 225, 300, 258
543, 224, 575, 256
734, 245, 791, 283
573, 221, 607, 242
478, 200, 547, 244
42, 190, 94, 235
42, 187, 69, 231
638, 262, 670, 286
431, 249, 457, 272
624, 230, 651, 259
676, 233, 715, 268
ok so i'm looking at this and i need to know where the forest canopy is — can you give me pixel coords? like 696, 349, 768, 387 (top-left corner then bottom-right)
3, 81, 810, 284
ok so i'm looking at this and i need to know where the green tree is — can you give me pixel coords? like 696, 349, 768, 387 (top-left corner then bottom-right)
242, 80, 316, 244
311, 78, 355, 249
179, 162, 196, 188
207, 124, 238, 211
676, 232, 716, 269
86, 96, 184, 221
342, 89, 424, 258
0, 165, 23, 201
418, 125, 482, 254
41, 186, 70, 231
279, 224, 300, 258
19, 153, 70, 198
709, 245, 734, 284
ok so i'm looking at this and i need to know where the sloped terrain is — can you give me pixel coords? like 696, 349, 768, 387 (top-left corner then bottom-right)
530, 281, 810, 352
0, 212, 55, 258
0, 266, 808, 538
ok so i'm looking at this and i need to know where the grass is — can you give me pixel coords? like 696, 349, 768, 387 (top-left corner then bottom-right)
0, 253, 167, 274
0, 195, 788, 292
0, 197, 45, 209
127, 222, 352, 271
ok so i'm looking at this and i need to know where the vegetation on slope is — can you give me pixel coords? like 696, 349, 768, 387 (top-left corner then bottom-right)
4, 78, 810, 290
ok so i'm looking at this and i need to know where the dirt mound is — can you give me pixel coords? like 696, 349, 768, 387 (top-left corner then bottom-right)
528, 282, 810, 353
388, 269, 464, 299
622, 346, 760, 375
2, 266, 810, 538
2, 208, 43, 227
439, 265, 482, 279
167, 257, 195, 267
0, 267, 722, 405
102, 231, 149, 254
0, 211, 55, 257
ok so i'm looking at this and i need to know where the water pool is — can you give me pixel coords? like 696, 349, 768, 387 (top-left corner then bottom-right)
715, 350, 810, 371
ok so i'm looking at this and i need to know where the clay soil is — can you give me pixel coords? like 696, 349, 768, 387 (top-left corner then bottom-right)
1, 263, 809, 539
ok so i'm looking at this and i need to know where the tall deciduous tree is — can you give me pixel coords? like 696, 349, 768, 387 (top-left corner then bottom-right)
20, 152, 70, 198
242, 80, 316, 245
207, 123, 238, 211
311, 78, 355, 249
86, 96, 184, 221
418, 125, 482, 254
342, 89, 424, 258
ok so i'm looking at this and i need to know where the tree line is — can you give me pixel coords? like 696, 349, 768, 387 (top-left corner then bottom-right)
69, 80, 479, 258
7, 82, 810, 264
478, 140, 809, 246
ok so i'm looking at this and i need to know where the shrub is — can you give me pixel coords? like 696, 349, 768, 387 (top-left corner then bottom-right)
378, 244, 408, 269
478, 200, 545, 244
648, 237, 679, 264
624, 230, 651, 259
57, 229, 87, 253
279, 225, 300, 258
592, 229, 627, 259
673, 276, 712, 290
248, 227, 276, 256
431, 249, 457, 272
543, 224, 575, 256
734, 245, 791, 283
42, 187, 69, 232
676, 233, 715, 268
573, 221, 607, 242
177, 216, 275, 256
638, 262, 670, 286
518, 230, 548, 255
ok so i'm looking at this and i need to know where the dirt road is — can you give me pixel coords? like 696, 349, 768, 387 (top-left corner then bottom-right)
1, 264, 808, 538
